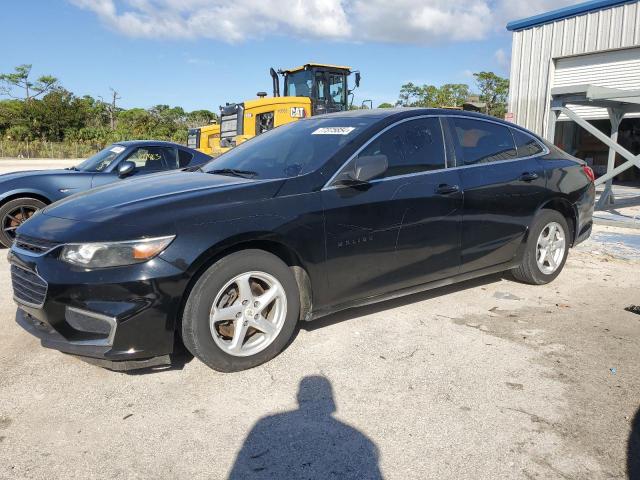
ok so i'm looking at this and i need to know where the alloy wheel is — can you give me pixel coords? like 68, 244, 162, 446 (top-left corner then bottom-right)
536, 221, 566, 275
2, 205, 39, 242
209, 271, 287, 357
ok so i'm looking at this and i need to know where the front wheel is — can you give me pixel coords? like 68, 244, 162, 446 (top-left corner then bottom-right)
181, 249, 300, 372
512, 210, 570, 285
0, 198, 47, 248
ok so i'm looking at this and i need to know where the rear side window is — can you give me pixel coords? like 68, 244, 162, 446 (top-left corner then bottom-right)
451, 118, 516, 165
511, 129, 544, 158
356, 117, 446, 179
178, 149, 194, 167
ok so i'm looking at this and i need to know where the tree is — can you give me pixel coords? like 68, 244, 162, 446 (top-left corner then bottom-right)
99, 88, 121, 130
186, 109, 218, 128
0, 64, 58, 101
377, 102, 394, 108
396, 83, 470, 108
473, 72, 509, 118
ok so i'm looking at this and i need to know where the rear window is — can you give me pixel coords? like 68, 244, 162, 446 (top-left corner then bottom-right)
511, 129, 544, 158
451, 118, 517, 165
178, 149, 194, 167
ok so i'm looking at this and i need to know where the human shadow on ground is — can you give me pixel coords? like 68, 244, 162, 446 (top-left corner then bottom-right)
228, 375, 383, 479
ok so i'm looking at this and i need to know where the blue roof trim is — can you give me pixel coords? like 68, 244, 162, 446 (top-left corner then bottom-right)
506, 0, 635, 31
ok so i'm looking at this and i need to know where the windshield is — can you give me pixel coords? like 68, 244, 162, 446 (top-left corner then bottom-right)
285, 70, 313, 97
202, 117, 375, 179
76, 145, 126, 172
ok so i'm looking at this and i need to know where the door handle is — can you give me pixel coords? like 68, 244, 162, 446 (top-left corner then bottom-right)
435, 184, 460, 195
519, 172, 539, 182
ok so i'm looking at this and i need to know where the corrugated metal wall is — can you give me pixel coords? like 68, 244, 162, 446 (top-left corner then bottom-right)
554, 47, 640, 119
508, 0, 640, 136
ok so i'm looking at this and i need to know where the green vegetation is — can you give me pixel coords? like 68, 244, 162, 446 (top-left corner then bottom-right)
395, 71, 509, 117
0, 64, 510, 158
0, 64, 217, 158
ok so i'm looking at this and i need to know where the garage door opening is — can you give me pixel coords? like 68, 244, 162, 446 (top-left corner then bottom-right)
554, 118, 640, 185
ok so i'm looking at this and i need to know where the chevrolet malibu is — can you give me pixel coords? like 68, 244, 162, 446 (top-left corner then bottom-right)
9, 109, 595, 372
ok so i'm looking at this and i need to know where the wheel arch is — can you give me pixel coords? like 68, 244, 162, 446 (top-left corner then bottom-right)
538, 197, 578, 246
175, 235, 313, 336
0, 190, 52, 207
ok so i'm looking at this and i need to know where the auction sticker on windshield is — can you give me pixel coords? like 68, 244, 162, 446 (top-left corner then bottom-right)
110, 146, 126, 154
312, 127, 355, 135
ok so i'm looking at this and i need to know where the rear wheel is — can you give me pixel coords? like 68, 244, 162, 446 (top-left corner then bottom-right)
512, 210, 570, 285
0, 198, 46, 248
181, 249, 300, 372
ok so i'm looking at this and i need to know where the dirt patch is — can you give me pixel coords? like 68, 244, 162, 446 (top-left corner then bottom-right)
454, 303, 640, 479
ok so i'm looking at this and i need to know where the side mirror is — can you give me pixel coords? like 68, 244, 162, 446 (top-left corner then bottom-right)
118, 161, 135, 178
337, 154, 387, 185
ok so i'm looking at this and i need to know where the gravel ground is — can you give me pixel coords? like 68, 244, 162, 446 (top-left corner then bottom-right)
0, 161, 639, 479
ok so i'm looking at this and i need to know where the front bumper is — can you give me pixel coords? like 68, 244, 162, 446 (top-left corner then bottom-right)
9, 245, 188, 369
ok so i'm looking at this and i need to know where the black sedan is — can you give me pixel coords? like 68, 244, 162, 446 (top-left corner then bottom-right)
9, 109, 595, 372
0, 140, 211, 247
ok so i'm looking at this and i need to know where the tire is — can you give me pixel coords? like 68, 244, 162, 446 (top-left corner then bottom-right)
0, 198, 47, 248
181, 249, 301, 372
512, 210, 570, 285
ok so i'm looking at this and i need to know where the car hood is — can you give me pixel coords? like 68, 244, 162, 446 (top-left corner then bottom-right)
0, 169, 78, 182
42, 170, 284, 226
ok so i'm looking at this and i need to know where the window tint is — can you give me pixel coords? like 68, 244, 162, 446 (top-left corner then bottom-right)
452, 118, 516, 165
353, 117, 445, 179
126, 146, 177, 172
511, 128, 544, 157
178, 149, 194, 167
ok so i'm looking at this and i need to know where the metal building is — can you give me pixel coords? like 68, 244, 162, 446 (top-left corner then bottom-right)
506, 0, 640, 197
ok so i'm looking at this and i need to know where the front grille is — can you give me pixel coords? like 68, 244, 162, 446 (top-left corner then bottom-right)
14, 234, 61, 255
11, 264, 48, 308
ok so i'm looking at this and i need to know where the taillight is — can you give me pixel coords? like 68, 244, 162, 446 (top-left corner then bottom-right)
582, 165, 595, 183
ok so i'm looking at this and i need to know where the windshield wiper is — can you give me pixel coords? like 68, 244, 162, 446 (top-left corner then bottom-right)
209, 168, 258, 179
66, 166, 79, 171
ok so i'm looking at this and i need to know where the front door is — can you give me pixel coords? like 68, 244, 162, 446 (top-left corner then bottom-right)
321, 116, 462, 307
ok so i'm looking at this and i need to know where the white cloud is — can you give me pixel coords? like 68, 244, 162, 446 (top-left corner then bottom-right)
494, 48, 509, 69
69, 0, 585, 44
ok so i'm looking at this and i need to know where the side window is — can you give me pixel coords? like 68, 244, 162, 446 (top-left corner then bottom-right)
126, 146, 178, 172
451, 118, 516, 165
315, 73, 327, 100
511, 128, 544, 158
345, 117, 445, 180
178, 149, 194, 167
329, 74, 345, 105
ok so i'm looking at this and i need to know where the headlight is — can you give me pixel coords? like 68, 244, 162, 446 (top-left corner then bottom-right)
60, 236, 175, 268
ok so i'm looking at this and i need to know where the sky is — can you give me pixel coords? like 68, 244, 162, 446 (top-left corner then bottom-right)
0, 0, 581, 112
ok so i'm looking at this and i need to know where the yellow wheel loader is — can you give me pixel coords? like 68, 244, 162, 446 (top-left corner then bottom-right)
189, 63, 360, 156
187, 122, 224, 157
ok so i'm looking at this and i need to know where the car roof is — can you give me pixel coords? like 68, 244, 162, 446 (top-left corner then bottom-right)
114, 140, 189, 148
321, 108, 531, 134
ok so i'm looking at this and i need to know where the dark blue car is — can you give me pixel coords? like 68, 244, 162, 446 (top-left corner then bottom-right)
0, 140, 211, 247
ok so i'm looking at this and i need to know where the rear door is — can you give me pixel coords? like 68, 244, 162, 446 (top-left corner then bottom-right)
447, 117, 547, 273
